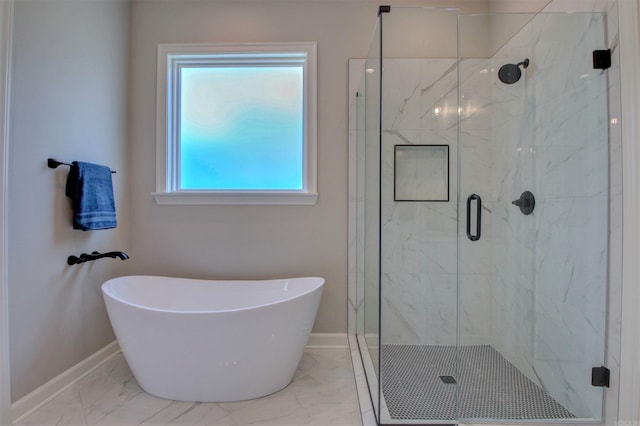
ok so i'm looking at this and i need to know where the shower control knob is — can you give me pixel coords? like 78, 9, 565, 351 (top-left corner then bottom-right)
512, 191, 535, 215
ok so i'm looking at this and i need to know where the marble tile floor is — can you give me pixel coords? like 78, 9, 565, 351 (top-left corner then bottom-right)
15, 348, 363, 426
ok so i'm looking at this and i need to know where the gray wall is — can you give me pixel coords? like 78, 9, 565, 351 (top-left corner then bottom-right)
8, 0, 131, 401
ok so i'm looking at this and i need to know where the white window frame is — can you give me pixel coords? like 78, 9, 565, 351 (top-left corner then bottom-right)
153, 42, 317, 205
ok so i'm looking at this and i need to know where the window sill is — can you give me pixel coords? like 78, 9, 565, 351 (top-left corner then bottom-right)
152, 191, 318, 206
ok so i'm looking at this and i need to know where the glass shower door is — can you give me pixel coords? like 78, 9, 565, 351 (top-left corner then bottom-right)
457, 12, 610, 422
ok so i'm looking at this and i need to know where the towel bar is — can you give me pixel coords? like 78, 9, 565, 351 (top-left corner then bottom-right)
48, 158, 116, 173
67, 251, 129, 265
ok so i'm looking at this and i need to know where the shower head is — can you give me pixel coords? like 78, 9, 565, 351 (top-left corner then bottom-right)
498, 58, 530, 84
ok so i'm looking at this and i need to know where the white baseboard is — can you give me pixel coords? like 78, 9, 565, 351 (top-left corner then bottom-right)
306, 332, 349, 348
11, 341, 121, 423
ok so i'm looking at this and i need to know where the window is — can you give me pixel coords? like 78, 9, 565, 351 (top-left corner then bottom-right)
153, 43, 317, 205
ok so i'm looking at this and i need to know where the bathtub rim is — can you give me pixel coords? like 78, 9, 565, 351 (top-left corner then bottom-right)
102, 275, 325, 315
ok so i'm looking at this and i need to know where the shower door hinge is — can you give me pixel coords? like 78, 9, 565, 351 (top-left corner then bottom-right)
378, 5, 390, 15
591, 366, 610, 387
593, 49, 612, 70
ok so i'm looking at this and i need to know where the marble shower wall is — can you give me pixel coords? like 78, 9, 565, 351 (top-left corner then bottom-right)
349, 57, 383, 351
378, 58, 491, 346
457, 60, 494, 346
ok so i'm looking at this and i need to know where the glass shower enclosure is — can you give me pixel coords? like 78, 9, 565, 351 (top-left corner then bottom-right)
354, 6, 618, 424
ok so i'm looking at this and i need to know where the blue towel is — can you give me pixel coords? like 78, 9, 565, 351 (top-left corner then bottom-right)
65, 161, 117, 231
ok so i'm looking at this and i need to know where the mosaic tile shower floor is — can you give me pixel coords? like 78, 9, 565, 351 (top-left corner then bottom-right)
380, 344, 575, 421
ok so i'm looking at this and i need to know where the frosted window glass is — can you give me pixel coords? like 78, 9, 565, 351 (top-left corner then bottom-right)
179, 66, 304, 190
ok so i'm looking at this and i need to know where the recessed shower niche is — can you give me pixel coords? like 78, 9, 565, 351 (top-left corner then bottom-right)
350, 4, 622, 425
394, 145, 449, 202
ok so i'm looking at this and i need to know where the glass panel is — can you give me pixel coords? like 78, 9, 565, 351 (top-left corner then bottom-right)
458, 12, 608, 422
356, 15, 382, 423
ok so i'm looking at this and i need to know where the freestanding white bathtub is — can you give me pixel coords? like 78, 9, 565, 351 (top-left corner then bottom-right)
102, 275, 324, 402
